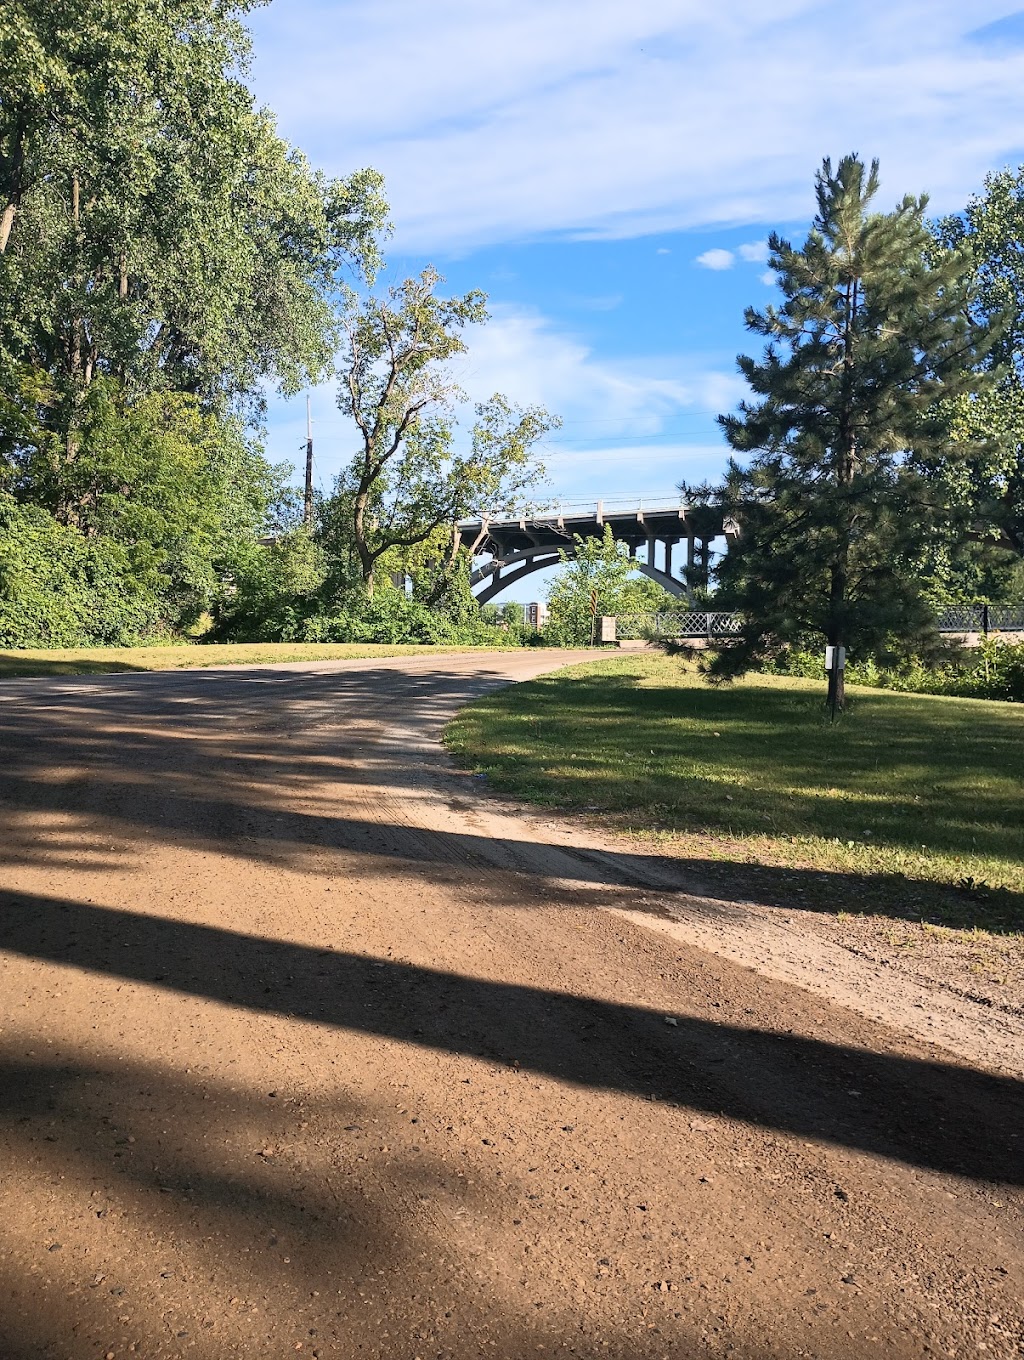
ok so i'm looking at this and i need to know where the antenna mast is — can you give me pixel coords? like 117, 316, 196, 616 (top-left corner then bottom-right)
304, 395, 314, 527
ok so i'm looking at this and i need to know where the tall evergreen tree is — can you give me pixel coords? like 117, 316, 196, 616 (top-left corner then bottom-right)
710, 155, 996, 709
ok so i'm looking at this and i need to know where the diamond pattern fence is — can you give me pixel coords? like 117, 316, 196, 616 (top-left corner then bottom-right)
614, 605, 1024, 641
935, 604, 1024, 633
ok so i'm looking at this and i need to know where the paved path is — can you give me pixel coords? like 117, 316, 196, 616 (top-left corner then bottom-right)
0, 652, 1020, 1359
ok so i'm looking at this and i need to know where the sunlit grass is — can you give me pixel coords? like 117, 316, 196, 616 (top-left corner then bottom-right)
445, 654, 1024, 937
0, 641, 510, 679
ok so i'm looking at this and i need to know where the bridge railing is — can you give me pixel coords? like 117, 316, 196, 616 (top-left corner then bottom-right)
613, 606, 1024, 641
935, 604, 1024, 633
615, 612, 743, 640
458, 496, 688, 528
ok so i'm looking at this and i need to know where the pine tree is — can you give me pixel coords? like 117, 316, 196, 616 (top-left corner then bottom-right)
711, 155, 996, 709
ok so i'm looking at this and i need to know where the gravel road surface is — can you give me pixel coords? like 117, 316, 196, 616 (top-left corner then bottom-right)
0, 651, 1020, 1359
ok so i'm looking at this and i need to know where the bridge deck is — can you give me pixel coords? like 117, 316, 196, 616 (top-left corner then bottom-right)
458, 499, 735, 603
457, 499, 729, 557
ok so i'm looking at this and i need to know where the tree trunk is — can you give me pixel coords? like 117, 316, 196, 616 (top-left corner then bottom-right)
0, 203, 16, 253
824, 273, 859, 714
826, 659, 845, 712
0, 120, 27, 253
353, 488, 375, 596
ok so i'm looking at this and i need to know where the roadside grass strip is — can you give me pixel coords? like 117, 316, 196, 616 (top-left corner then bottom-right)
444, 654, 1024, 939
0, 642, 509, 680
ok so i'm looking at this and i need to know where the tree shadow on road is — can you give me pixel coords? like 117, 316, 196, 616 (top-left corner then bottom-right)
1, 664, 1021, 937
4, 1050, 746, 1360
0, 889, 1019, 1188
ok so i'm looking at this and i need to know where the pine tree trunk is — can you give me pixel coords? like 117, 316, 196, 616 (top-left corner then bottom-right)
825, 273, 858, 714
827, 661, 845, 712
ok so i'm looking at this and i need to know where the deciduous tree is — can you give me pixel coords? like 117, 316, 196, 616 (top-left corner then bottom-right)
933, 168, 1024, 596
0, 0, 387, 500
544, 525, 671, 646
333, 269, 555, 595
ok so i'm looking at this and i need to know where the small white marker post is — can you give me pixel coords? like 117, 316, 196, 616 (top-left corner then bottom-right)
824, 645, 846, 724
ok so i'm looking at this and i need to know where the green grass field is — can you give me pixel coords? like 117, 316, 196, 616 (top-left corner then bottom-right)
0, 641, 507, 680
444, 654, 1024, 936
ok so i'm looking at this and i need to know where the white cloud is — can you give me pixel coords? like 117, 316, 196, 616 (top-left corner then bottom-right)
247, 0, 1024, 251
760, 270, 777, 286
656, 247, 672, 255
264, 303, 743, 492
738, 240, 770, 262
453, 303, 743, 432
696, 248, 735, 270
535, 443, 733, 499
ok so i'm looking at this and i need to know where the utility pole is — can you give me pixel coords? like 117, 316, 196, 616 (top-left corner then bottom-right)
303, 395, 314, 528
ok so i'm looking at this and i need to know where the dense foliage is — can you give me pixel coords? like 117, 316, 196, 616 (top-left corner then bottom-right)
765, 635, 1024, 704
0, 490, 163, 645
0, 0, 385, 646
931, 169, 1024, 601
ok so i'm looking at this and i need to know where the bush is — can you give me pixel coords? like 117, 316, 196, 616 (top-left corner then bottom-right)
298, 592, 514, 647
213, 531, 327, 642
765, 637, 1024, 703
0, 494, 165, 647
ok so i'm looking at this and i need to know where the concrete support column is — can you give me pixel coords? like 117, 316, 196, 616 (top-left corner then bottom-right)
686, 535, 695, 603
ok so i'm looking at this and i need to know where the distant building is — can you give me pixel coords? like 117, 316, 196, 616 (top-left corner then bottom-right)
526, 601, 548, 631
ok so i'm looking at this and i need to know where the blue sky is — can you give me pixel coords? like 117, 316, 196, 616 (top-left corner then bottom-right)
244, 0, 1024, 595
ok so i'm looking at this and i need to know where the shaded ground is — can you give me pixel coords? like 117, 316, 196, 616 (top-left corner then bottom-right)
0, 652, 1021, 1359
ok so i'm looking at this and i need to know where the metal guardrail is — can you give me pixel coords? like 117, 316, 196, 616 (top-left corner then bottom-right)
458, 496, 687, 528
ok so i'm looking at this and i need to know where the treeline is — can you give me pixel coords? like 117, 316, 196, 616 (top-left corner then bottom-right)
0, 1, 556, 648
4, 8, 1024, 662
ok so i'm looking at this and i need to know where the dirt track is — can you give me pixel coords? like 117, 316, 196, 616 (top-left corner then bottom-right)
0, 651, 1020, 1360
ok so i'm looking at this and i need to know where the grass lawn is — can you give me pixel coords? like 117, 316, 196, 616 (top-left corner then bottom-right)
0, 641, 507, 680
444, 654, 1024, 937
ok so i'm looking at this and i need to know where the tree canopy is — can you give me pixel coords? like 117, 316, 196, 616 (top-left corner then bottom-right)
330, 269, 556, 595
933, 168, 1024, 595
710, 155, 995, 707
0, 0, 388, 644
544, 526, 679, 646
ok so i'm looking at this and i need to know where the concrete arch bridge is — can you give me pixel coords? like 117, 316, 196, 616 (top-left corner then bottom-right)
458, 498, 739, 604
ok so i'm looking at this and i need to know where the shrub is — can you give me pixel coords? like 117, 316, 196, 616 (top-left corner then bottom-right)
765, 636, 1024, 703
0, 494, 165, 647
299, 592, 512, 647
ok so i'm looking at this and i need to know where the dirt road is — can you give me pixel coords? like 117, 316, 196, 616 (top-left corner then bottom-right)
0, 651, 1020, 1360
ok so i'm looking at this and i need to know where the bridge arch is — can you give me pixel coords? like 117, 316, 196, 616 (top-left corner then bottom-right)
463, 499, 731, 604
